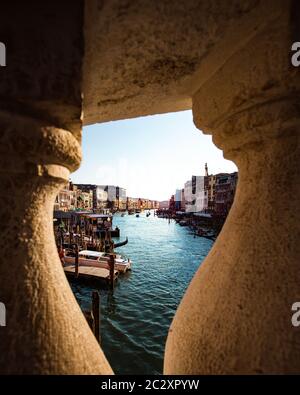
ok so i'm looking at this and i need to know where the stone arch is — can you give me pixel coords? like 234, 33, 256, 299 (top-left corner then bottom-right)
0, 0, 299, 374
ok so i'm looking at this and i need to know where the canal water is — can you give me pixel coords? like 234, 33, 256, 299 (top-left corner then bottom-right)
71, 211, 213, 374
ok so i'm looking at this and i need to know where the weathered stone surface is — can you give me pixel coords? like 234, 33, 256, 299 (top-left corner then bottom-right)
0, 1, 112, 374
83, 0, 269, 124
164, 2, 300, 374
0, 1, 84, 138
0, 113, 113, 374
0, 0, 298, 375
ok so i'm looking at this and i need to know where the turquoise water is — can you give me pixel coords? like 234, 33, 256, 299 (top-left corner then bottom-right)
71, 211, 213, 374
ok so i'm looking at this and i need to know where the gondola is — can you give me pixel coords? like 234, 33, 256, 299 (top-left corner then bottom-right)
114, 237, 128, 248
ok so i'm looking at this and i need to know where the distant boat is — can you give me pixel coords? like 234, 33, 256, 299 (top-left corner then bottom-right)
179, 220, 188, 226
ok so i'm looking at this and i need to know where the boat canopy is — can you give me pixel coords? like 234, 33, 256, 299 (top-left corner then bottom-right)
83, 214, 112, 219
79, 250, 105, 257
78, 250, 129, 264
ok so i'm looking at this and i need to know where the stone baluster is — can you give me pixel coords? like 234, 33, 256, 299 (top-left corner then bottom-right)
0, 115, 113, 374
164, 4, 300, 374
0, 1, 113, 374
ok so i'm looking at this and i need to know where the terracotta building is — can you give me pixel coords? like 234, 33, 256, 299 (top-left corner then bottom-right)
214, 172, 238, 216
204, 165, 238, 216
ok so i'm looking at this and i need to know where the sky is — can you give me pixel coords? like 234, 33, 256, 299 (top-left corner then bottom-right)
71, 110, 237, 201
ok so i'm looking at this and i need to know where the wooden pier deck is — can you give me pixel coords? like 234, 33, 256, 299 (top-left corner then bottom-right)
64, 265, 118, 285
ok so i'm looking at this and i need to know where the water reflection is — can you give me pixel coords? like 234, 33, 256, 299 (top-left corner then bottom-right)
71, 211, 213, 374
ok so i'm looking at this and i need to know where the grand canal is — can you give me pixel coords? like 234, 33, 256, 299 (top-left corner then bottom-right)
71, 211, 214, 374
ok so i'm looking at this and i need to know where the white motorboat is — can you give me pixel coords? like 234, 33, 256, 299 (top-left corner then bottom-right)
64, 249, 132, 273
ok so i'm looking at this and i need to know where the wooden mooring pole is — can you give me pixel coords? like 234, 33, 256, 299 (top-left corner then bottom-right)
92, 291, 100, 344
109, 253, 115, 291
75, 243, 79, 278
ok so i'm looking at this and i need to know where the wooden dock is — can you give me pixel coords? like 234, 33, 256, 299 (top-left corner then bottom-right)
64, 265, 118, 285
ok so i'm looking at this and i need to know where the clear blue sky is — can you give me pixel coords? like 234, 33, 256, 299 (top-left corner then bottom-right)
71, 110, 237, 201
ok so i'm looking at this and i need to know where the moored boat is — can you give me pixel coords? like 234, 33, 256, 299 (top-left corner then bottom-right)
64, 249, 132, 273
179, 220, 188, 226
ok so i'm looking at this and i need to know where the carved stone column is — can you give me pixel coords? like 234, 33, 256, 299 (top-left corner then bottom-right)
0, 1, 112, 374
0, 112, 112, 374
164, 3, 300, 374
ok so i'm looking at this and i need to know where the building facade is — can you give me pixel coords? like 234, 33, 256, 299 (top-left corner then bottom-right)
184, 176, 207, 213
159, 200, 169, 210
214, 172, 238, 216
54, 181, 78, 212
76, 189, 93, 211
127, 197, 158, 211
74, 184, 126, 211
175, 189, 182, 211
98, 185, 127, 211
73, 184, 101, 210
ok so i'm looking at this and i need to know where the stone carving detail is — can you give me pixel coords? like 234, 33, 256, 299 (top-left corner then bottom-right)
0, 111, 82, 174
